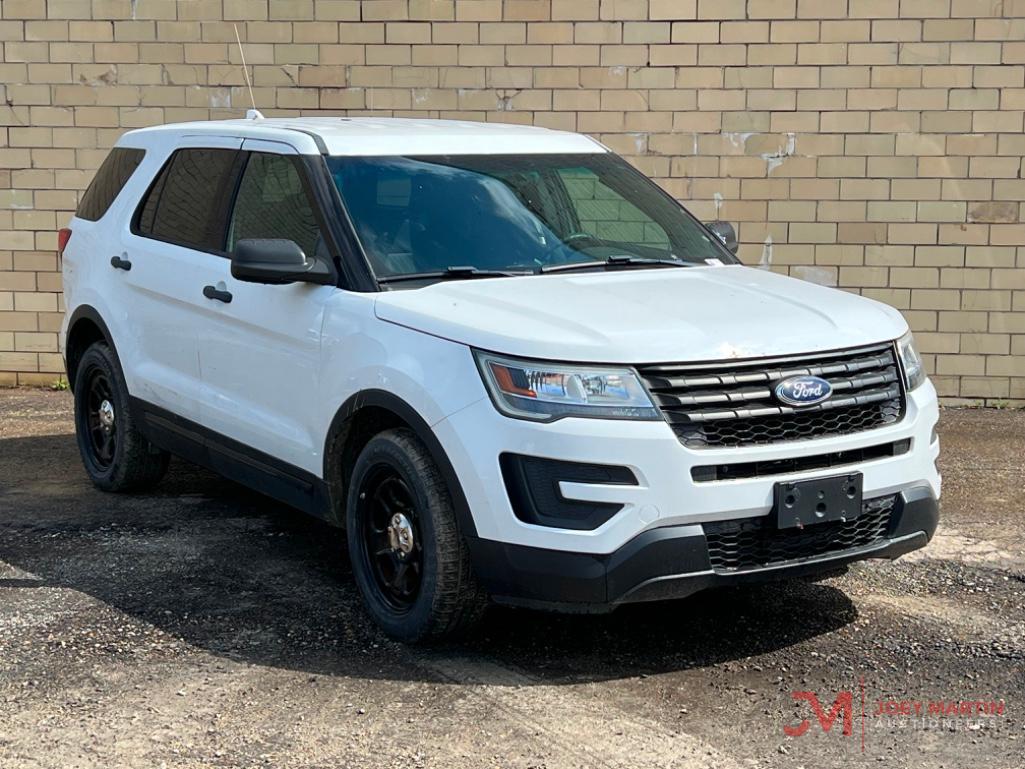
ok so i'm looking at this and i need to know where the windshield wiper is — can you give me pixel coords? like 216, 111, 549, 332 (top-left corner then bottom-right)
539, 255, 690, 274
378, 266, 532, 285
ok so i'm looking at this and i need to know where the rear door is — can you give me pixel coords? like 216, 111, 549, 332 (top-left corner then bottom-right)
120, 136, 244, 423
195, 139, 338, 476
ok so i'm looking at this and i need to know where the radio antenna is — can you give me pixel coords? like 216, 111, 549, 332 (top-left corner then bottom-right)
233, 23, 262, 119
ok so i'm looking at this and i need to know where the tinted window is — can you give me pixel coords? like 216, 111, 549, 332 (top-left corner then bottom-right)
136, 148, 239, 252
327, 154, 731, 279
227, 153, 324, 260
76, 147, 145, 221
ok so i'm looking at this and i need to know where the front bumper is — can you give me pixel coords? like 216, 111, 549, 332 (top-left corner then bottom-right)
435, 380, 941, 555
467, 486, 939, 611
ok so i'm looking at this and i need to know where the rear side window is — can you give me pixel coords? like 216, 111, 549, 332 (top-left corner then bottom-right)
135, 148, 239, 253
76, 147, 145, 221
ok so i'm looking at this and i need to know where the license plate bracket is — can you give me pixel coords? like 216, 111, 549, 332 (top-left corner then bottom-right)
774, 473, 863, 530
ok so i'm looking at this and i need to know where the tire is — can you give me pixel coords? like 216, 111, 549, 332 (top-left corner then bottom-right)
73, 342, 169, 492
346, 428, 487, 643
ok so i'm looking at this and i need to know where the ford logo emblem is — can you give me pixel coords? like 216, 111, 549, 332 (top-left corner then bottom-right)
774, 375, 833, 407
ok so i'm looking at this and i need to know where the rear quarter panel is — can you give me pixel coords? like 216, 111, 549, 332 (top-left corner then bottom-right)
60, 135, 173, 385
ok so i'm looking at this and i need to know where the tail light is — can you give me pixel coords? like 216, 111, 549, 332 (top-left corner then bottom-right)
57, 227, 72, 257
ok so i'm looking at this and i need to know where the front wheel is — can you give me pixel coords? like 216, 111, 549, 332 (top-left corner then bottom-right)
346, 428, 486, 642
73, 342, 169, 492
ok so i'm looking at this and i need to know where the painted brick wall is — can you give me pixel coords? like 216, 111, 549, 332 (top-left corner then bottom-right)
1, 0, 1023, 402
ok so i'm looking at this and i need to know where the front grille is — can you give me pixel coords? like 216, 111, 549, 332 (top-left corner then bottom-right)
637, 344, 905, 449
703, 495, 896, 572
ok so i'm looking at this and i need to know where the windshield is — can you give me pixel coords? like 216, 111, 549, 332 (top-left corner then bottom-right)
326, 153, 735, 282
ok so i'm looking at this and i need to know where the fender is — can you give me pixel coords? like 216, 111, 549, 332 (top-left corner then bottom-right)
323, 389, 478, 538
64, 304, 118, 392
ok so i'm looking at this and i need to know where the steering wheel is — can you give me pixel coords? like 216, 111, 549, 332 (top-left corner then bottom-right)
562, 232, 604, 248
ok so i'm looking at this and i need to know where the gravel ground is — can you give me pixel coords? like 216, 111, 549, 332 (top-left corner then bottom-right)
0, 389, 1022, 769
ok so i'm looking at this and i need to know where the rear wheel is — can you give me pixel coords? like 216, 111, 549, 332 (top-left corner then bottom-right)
346, 428, 486, 642
73, 342, 169, 491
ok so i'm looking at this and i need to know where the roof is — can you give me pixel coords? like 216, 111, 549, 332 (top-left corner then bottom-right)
122, 117, 608, 157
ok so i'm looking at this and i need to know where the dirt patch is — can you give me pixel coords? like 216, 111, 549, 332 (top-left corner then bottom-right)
1, 391, 1023, 768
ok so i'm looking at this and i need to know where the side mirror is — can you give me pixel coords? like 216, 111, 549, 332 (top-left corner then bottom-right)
231, 238, 334, 286
706, 221, 738, 255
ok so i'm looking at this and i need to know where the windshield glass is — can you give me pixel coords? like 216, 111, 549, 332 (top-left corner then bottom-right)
326, 153, 734, 281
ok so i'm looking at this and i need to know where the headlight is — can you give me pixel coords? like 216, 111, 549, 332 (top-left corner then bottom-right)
473, 351, 660, 421
896, 331, 926, 390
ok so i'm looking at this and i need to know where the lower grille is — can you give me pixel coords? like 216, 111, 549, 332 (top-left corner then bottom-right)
691, 439, 911, 482
703, 495, 896, 572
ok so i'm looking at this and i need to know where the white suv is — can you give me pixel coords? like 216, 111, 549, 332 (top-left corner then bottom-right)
60, 117, 940, 641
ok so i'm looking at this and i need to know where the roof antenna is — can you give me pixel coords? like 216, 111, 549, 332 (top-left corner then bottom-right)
233, 23, 263, 120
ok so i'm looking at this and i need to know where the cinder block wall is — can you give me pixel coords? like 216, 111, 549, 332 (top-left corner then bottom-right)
1, 0, 1023, 402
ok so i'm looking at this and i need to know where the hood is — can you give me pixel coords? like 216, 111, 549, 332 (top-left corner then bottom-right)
373, 265, 908, 364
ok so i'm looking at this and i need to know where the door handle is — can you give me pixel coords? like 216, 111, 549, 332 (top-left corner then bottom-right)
203, 285, 233, 304
110, 256, 132, 271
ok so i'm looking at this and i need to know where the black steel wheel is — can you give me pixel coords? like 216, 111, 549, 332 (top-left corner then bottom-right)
73, 342, 169, 492
83, 368, 117, 470
346, 428, 486, 642
357, 468, 423, 612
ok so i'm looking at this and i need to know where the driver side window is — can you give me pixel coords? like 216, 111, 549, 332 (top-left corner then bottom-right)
228, 153, 324, 260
